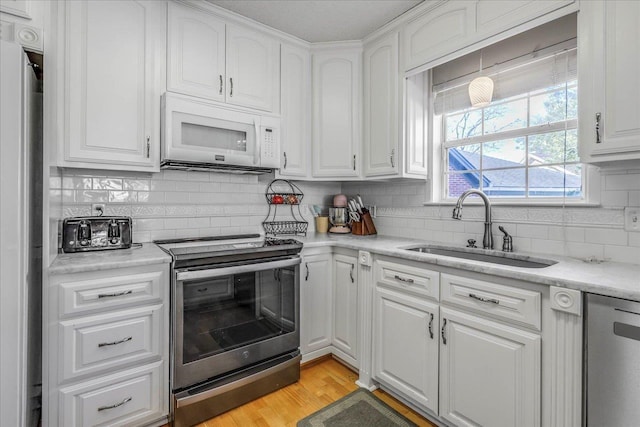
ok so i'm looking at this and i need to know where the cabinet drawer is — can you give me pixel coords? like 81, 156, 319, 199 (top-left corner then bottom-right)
60, 304, 163, 382
374, 258, 439, 300
59, 361, 166, 427
441, 274, 541, 330
58, 267, 165, 317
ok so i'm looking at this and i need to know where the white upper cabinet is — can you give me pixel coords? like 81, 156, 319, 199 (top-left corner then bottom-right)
167, 1, 225, 102
364, 32, 399, 177
474, 0, 575, 40
167, 2, 280, 113
403, 1, 475, 71
579, 0, 640, 163
226, 24, 280, 112
61, 0, 165, 172
312, 47, 362, 178
402, 0, 576, 71
364, 31, 428, 179
278, 43, 311, 178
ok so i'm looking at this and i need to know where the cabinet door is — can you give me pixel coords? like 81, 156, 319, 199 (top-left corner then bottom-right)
63, 0, 164, 171
332, 254, 358, 364
300, 254, 332, 355
226, 24, 280, 112
364, 32, 399, 177
475, 1, 575, 40
579, 0, 640, 162
167, 1, 225, 102
440, 307, 541, 427
402, 1, 475, 71
373, 287, 439, 414
312, 49, 362, 177
278, 43, 311, 177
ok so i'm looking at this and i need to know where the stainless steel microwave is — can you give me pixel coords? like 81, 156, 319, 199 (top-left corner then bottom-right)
161, 93, 280, 172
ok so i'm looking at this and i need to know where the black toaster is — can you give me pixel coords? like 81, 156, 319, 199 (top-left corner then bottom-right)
62, 216, 132, 253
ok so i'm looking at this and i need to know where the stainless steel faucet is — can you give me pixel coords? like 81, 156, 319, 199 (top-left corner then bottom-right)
452, 189, 493, 250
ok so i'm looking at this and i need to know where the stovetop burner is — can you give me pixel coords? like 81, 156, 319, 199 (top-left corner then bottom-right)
155, 234, 303, 269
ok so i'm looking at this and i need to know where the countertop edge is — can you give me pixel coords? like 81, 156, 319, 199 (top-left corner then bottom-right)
297, 234, 640, 301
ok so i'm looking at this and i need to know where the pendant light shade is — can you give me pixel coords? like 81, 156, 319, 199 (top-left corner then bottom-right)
468, 76, 494, 107
468, 50, 494, 107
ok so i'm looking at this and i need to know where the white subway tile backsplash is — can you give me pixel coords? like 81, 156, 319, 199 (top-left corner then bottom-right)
188, 217, 210, 229
123, 179, 150, 191
604, 245, 640, 264
137, 191, 165, 203
565, 242, 605, 261
585, 228, 628, 246
93, 178, 123, 190
516, 224, 549, 239
108, 191, 136, 203
547, 226, 585, 243
164, 217, 189, 229
605, 172, 640, 191
165, 192, 189, 203
629, 191, 640, 207
76, 190, 108, 203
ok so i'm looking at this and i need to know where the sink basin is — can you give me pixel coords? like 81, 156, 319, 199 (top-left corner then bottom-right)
405, 245, 558, 269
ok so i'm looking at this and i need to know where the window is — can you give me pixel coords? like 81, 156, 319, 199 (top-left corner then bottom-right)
429, 13, 586, 203
444, 78, 579, 199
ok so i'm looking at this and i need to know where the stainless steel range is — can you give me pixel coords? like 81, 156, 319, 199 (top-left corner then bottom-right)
155, 234, 303, 427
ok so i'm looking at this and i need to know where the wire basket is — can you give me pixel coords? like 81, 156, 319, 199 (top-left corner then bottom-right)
263, 179, 308, 236
262, 221, 309, 236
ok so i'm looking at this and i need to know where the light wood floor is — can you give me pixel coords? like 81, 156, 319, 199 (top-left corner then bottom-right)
190, 356, 437, 427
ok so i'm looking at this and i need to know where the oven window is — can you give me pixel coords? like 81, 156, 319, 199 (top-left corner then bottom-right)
181, 266, 296, 364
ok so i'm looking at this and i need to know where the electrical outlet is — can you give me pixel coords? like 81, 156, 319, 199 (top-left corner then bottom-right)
624, 207, 639, 232
92, 203, 106, 216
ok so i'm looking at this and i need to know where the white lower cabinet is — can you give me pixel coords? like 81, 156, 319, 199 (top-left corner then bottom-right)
373, 286, 439, 414
300, 251, 332, 359
332, 252, 359, 366
439, 306, 541, 427
47, 263, 169, 427
59, 361, 165, 427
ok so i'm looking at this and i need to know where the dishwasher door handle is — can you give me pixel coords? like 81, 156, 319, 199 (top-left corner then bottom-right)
614, 322, 640, 341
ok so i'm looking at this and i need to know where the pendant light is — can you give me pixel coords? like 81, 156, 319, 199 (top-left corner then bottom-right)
468, 51, 494, 107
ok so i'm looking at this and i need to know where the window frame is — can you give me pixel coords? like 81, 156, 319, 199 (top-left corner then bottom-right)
432, 80, 592, 205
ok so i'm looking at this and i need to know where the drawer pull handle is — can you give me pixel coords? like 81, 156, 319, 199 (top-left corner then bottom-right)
394, 275, 414, 284
197, 288, 208, 293
98, 336, 132, 347
98, 290, 133, 299
441, 318, 447, 345
469, 293, 500, 305
97, 397, 132, 412
428, 312, 434, 339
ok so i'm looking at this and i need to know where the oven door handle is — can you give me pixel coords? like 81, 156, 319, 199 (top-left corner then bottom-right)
176, 257, 301, 281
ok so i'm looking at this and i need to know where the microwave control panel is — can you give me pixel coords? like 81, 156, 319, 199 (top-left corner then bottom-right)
260, 126, 280, 168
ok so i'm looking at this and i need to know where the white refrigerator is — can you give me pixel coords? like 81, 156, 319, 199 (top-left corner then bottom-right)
0, 39, 42, 427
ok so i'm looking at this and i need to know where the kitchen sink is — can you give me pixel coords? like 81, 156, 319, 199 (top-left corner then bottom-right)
404, 245, 558, 268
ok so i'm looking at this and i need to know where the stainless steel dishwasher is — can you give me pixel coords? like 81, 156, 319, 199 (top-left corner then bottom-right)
585, 293, 640, 427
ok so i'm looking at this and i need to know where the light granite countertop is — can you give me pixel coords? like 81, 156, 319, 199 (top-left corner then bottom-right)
49, 243, 171, 275
47, 234, 640, 301
295, 233, 640, 301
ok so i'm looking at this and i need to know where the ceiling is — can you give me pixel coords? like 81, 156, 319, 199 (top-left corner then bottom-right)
207, 0, 424, 43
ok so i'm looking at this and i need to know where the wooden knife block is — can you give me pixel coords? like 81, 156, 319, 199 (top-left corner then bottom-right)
351, 212, 377, 235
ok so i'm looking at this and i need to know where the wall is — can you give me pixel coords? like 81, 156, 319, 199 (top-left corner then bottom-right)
52, 169, 339, 244
343, 167, 640, 265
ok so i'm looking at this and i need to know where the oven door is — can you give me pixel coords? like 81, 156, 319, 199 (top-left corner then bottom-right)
172, 256, 300, 391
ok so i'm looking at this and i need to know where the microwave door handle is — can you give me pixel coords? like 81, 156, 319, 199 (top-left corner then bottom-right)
176, 257, 300, 281
253, 119, 260, 166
